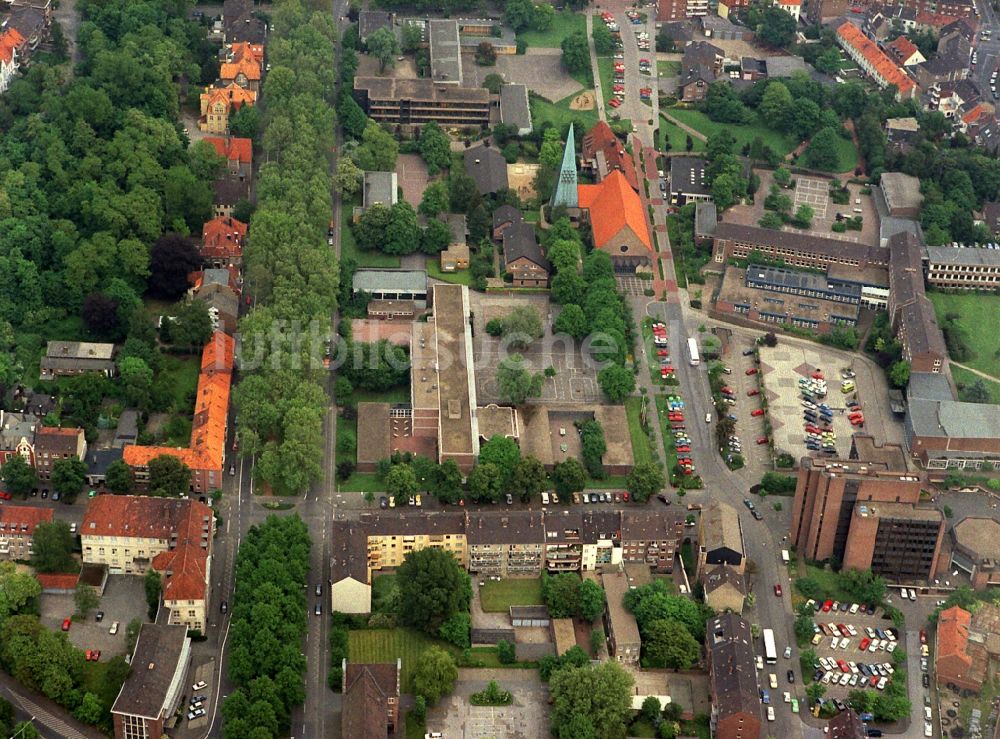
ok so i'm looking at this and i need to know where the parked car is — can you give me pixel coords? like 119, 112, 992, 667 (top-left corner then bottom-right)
61, 618, 71, 631
774, 584, 782, 597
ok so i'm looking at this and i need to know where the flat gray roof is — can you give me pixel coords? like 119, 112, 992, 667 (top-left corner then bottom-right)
352, 269, 427, 294
363, 171, 398, 209
907, 371, 955, 402
429, 19, 462, 85
926, 245, 1000, 267
880, 172, 923, 212
499, 84, 532, 133
112, 624, 188, 719
908, 397, 1000, 439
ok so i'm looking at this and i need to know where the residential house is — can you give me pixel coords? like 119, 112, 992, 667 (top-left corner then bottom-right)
740, 57, 768, 81
219, 41, 263, 93
915, 52, 969, 90
697, 501, 745, 576
700, 14, 751, 40
807, 0, 849, 23
502, 221, 549, 287
85, 447, 124, 486
980, 201, 1000, 236
199, 83, 256, 135
341, 660, 401, 738
679, 64, 715, 101
581, 121, 639, 191
669, 156, 711, 206
81, 496, 214, 632
708, 613, 762, 739
439, 213, 470, 272
774, 0, 801, 21
200, 216, 247, 268
212, 173, 250, 219
886, 36, 925, 66
0, 28, 24, 93
6, 5, 47, 62
885, 117, 921, 146
40, 341, 116, 380
123, 333, 233, 494
492, 204, 523, 241
34, 426, 86, 481
191, 269, 241, 335
202, 136, 253, 178
602, 572, 641, 664
577, 170, 654, 272
836, 22, 917, 100
703, 564, 746, 614
959, 102, 993, 135
222, 0, 266, 45
0, 411, 37, 466
0, 506, 52, 560
464, 143, 508, 195
828, 710, 867, 739
111, 624, 191, 739
358, 10, 394, 42
936, 606, 977, 691
937, 18, 973, 59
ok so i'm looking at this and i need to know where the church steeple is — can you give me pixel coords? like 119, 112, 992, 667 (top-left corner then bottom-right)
550, 125, 578, 209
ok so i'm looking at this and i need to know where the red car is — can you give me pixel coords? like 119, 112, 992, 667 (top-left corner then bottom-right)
838, 660, 850, 673
860, 637, 871, 651
0, 491, 11, 501
623, 492, 629, 502
62, 618, 71, 631
662, 366, 675, 373
746, 368, 758, 375
657, 349, 668, 356
751, 409, 764, 417
869, 675, 880, 687
920, 629, 927, 645
747, 389, 760, 396
85, 649, 101, 662
676, 445, 691, 453
609, 98, 621, 108
822, 599, 833, 612
774, 584, 782, 597
812, 372, 825, 380
756, 436, 768, 445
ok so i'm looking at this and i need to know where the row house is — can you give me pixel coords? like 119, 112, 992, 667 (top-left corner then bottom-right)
34, 426, 87, 481
0, 410, 38, 466
836, 22, 917, 100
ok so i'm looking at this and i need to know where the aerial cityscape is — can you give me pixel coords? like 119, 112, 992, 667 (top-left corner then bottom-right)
0, 0, 999, 737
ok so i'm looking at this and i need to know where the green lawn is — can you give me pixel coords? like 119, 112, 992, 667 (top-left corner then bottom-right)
348, 628, 459, 692
667, 107, 797, 157
928, 292, 1000, 379
951, 365, 1000, 403
584, 475, 628, 488
660, 114, 704, 154
625, 396, 657, 466
342, 222, 401, 268
657, 60, 681, 77
529, 91, 598, 131
518, 10, 586, 48
426, 257, 472, 285
831, 134, 859, 174
596, 55, 614, 106
478, 577, 544, 612
337, 472, 380, 493
158, 353, 201, 413
794, 564, 854, 605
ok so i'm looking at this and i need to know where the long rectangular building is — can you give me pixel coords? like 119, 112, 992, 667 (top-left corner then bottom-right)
924, 245, 1000, 290
711, 223, 888, 271
888, 232, 948, 374
836, 22, 917, 100
353, 77, 491, 130
330, 509, 684, 614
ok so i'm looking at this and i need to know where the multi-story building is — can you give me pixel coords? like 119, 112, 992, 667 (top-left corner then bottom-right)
577, 170, 654, 272
950, 516, 1000, 591
81, 496, 214, 632
697, 501, 744, 576
111, 624, 190, 739
0, 28, 24, 93
707, 613, 761, 739
0, 411, 37, 466
466, 511, 545, 577
906, 395, 1000, 469
657, 0, 708, 20
200, 215, 246, 268
581, 121, 639, 191
828, 709, 867, 739
711, 223, 888, 271
341, 660, 400, 738
703, 564, 747, 614
602, 571, 641, 664
34, 426, 86, 481
353, 77, 491, 130
0, 506, 51, 560
218, 41, 263, 93
924, 246, 1000, 290
791, 455, 923, 566
841, 502, 945, 580
39, 341, 116, 380
202, 136, 253, 179
807, 0, 849, 23
936, 604, 1000, 694
888, 232, 948, 374
502, 222, 550, 288
775, 0, 801, 21
836, 22, 917, 100
198, 83, 256, 135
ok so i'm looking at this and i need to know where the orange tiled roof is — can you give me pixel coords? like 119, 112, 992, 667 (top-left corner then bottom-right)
0, 505, 52, 535
227, 41, 264, 65
201, 84, 257, 111
837, 22, 916, 96
220, 55, 261, 83
937, 606, 973, 664
915, 10, 958, 28
582, 121, 640, 191
962, 103, 989, 125
82, 496, 212, 603
202, 136, 253, 165
577, 169, 652, 251
886, 35, 920, 62
0, 28, 25, 64
36, 573, 79, 590
123, 332, 233, 473
201, 216, 246, 261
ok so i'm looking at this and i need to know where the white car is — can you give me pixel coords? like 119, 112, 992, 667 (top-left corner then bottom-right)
925, 723, 933, 737
821, 671, 833, 684
767, 707, 776, 722
769, 673, 778, 689
887, 642, 897, 653
849, 603, 860, 614
109, 621, 119, 635
839, 637, 850, 650
784, 691, 791, 703
839, 673, 851, 686
877, 677, 888, 690
756, 656, 764, 670
192, 681, 207, 692
847, 624, 858, 636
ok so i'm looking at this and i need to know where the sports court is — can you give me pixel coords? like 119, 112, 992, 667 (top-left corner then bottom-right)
793, 177, 830, 220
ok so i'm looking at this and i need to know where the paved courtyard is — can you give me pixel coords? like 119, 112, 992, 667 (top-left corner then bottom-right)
794, 177, 830, 220
396, 153, 430, 207
427, 672, 550, 739
40, 575, 148, 658
617, 275, 648, 295
462, 49, 581, 102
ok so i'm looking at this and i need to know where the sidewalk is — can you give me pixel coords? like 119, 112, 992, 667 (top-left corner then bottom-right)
585, 13, 607, 123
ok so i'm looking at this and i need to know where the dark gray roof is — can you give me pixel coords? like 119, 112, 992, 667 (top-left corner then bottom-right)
764, 55, 810, 77
111, 624, 188, 719
704, 564, 747, 595
429, 19, 462, 85
363, 171, 398, 209
466, 511, 545, 545
359, 10, 394, 41
493, 204, 523, 230
659, 21, 694, 42
695, 202, 718, 237
352, 269, 427, 294
829, 709, 867, 739
114, 410, 140, 448
222, 0, 266, 44
925, 245, 1000, 268
441, 212, 467, 244
921, 52, 967, 76
906, 372, 954, 402
621, 509, 682, 541
982, 202, 1000, 231
669, 156, 709, 197
907, 398, 1000, 439
502, 222, 549, 271
715, 222, 888, 266
708, 613, 761, 724
499, 84, 532, 133
680, 63, 715, 88
888, 232, 947, 361
330, 518, 371, 583
86, 447, 123, 477
464, 144, 508, 195
213, 174, 250, 206
683, 40, 723, 66
741, 57, 767, 75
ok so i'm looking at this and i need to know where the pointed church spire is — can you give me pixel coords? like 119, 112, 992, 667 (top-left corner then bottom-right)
550, 125, 578, 209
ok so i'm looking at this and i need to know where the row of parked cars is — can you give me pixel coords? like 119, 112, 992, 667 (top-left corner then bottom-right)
813, 657, 895, 690
654, 323, 699, 478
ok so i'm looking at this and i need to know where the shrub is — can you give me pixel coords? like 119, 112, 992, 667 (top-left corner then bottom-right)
497, 639, 516, 664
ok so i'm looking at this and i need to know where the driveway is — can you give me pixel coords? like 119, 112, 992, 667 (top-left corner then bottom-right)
41, 575, 147, 658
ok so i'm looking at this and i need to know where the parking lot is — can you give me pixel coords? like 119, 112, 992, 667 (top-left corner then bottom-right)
718, 341, 770, 470
40, 575, 147, 658
805, 601, 907, 703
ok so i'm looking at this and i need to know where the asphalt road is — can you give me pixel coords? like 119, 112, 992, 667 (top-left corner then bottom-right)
973, 0, 1000, 100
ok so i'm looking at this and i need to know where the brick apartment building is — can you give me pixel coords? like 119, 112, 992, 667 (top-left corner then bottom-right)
34, 426, 86, 481
341, 660, 400, 738
602, 571, 641, 663
888, 232, 948, 374
924, 245, 1000, 290
711, 223, 888, 272
0, 505, 52, 560
707, 613, 762, 739
111, 624, 190, 739
657, 0, 709, 20
935, 604, 1000, 694
841, 501, 945, 580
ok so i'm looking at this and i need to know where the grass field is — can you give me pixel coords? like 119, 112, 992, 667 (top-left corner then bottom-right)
426, 257, 472, 285
951, 365, 1000, 403
830, 134, 859, 174
338, 472, 380, 493
342, 222, 401, 268
348, 629, 459, 692
478, 577, 544, 612
660, 114, 704, 153
657, 60, 681, 77
625, 396, 656, 466
518, 10, 586, 48
597, 55, 614, 106
530, 91, 598, 131
159, 354, 200, 413
928, 292, 1000, 379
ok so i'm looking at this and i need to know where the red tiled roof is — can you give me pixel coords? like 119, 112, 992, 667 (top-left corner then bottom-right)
937, 606, 972, 664
962, 102, 990, 125
915, 11, 958, 28
0, 505, 52, 535
582, 121, 640, 191
36, 573, 79, 590
82, 496, 212, 603
227, 42, 264, 64
577, 170, 652, 251
201, 84, 257, 111
201, 216, 246, 261
219, 55, 261, 83
0, 28, 25, 64
837, 22, 916, 96
202, 136, 253, 165
886, 35, 920, 63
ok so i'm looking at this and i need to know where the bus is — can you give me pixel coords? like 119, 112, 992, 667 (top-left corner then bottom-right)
762, 628, 778, 664
687, 337, 700, 367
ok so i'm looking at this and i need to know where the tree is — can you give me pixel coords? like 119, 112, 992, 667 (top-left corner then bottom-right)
686, 134, 693, 152
73, 693, 105, 725
804, 127, 841, 171
551, 271, 587, 305
467, 463, 502, 503
397, 547, 472, 634
889, 360, 911, 389
118, 356, 153, 410
419, 180, 451, 218
712, 172, 744, 211
411, 646, 458, 705
806, 681, 827, 705
759, 211, 783, 230
148, 235, 201, 300
334, 156, 363, 197
533, 1, 555, 30
592, 22, 615, 55
751, 5, 797, 48
626, 462, 666, 503
554, 304, 587, 340
549, 662, 634, 739
578, 579, 605, 621
166, 300, 213, 352
0, 563, 41, 619
31, 522, 76, 574
421, 219, 451, 255
759, 82, 793, 127
544, 573, 582, 618
148, 455, 192, 497
579, 420, 606, 479
552, 458, 587, 496
367, 27, 400, 72
497, 639, 516, 664
561, 31, 590, 75
479, 436, 521, 479
144, 569, 161, 619
475, 41, 497, 66
960, 378, 992, 403
81, 292, 122, 337
448, 172, 481, 214
482, 73, 505, 94
2, 456, 36, 498
229, 105, 261, 139
385, 202, 421, 255
51, 457, 87, 498
505, 0, 535, 32
794, 608, 816, 645
641, 696, 663, 726
644, 618, 700, 668
418, 122, 451, 174
497, 306, 544, 349
497, 354, 543, 404
509, 456, 547, 502
355, 121, 399, 172
432, 459, 464, 504
385, 464, 419, 506
773, 167, 792, 188
74, 582, 99, 618
598, 365, 635, 403
438, 612, 471, 649
337, 91, 368, 140
791, 203, 814, 229
401, 21, 423, 53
